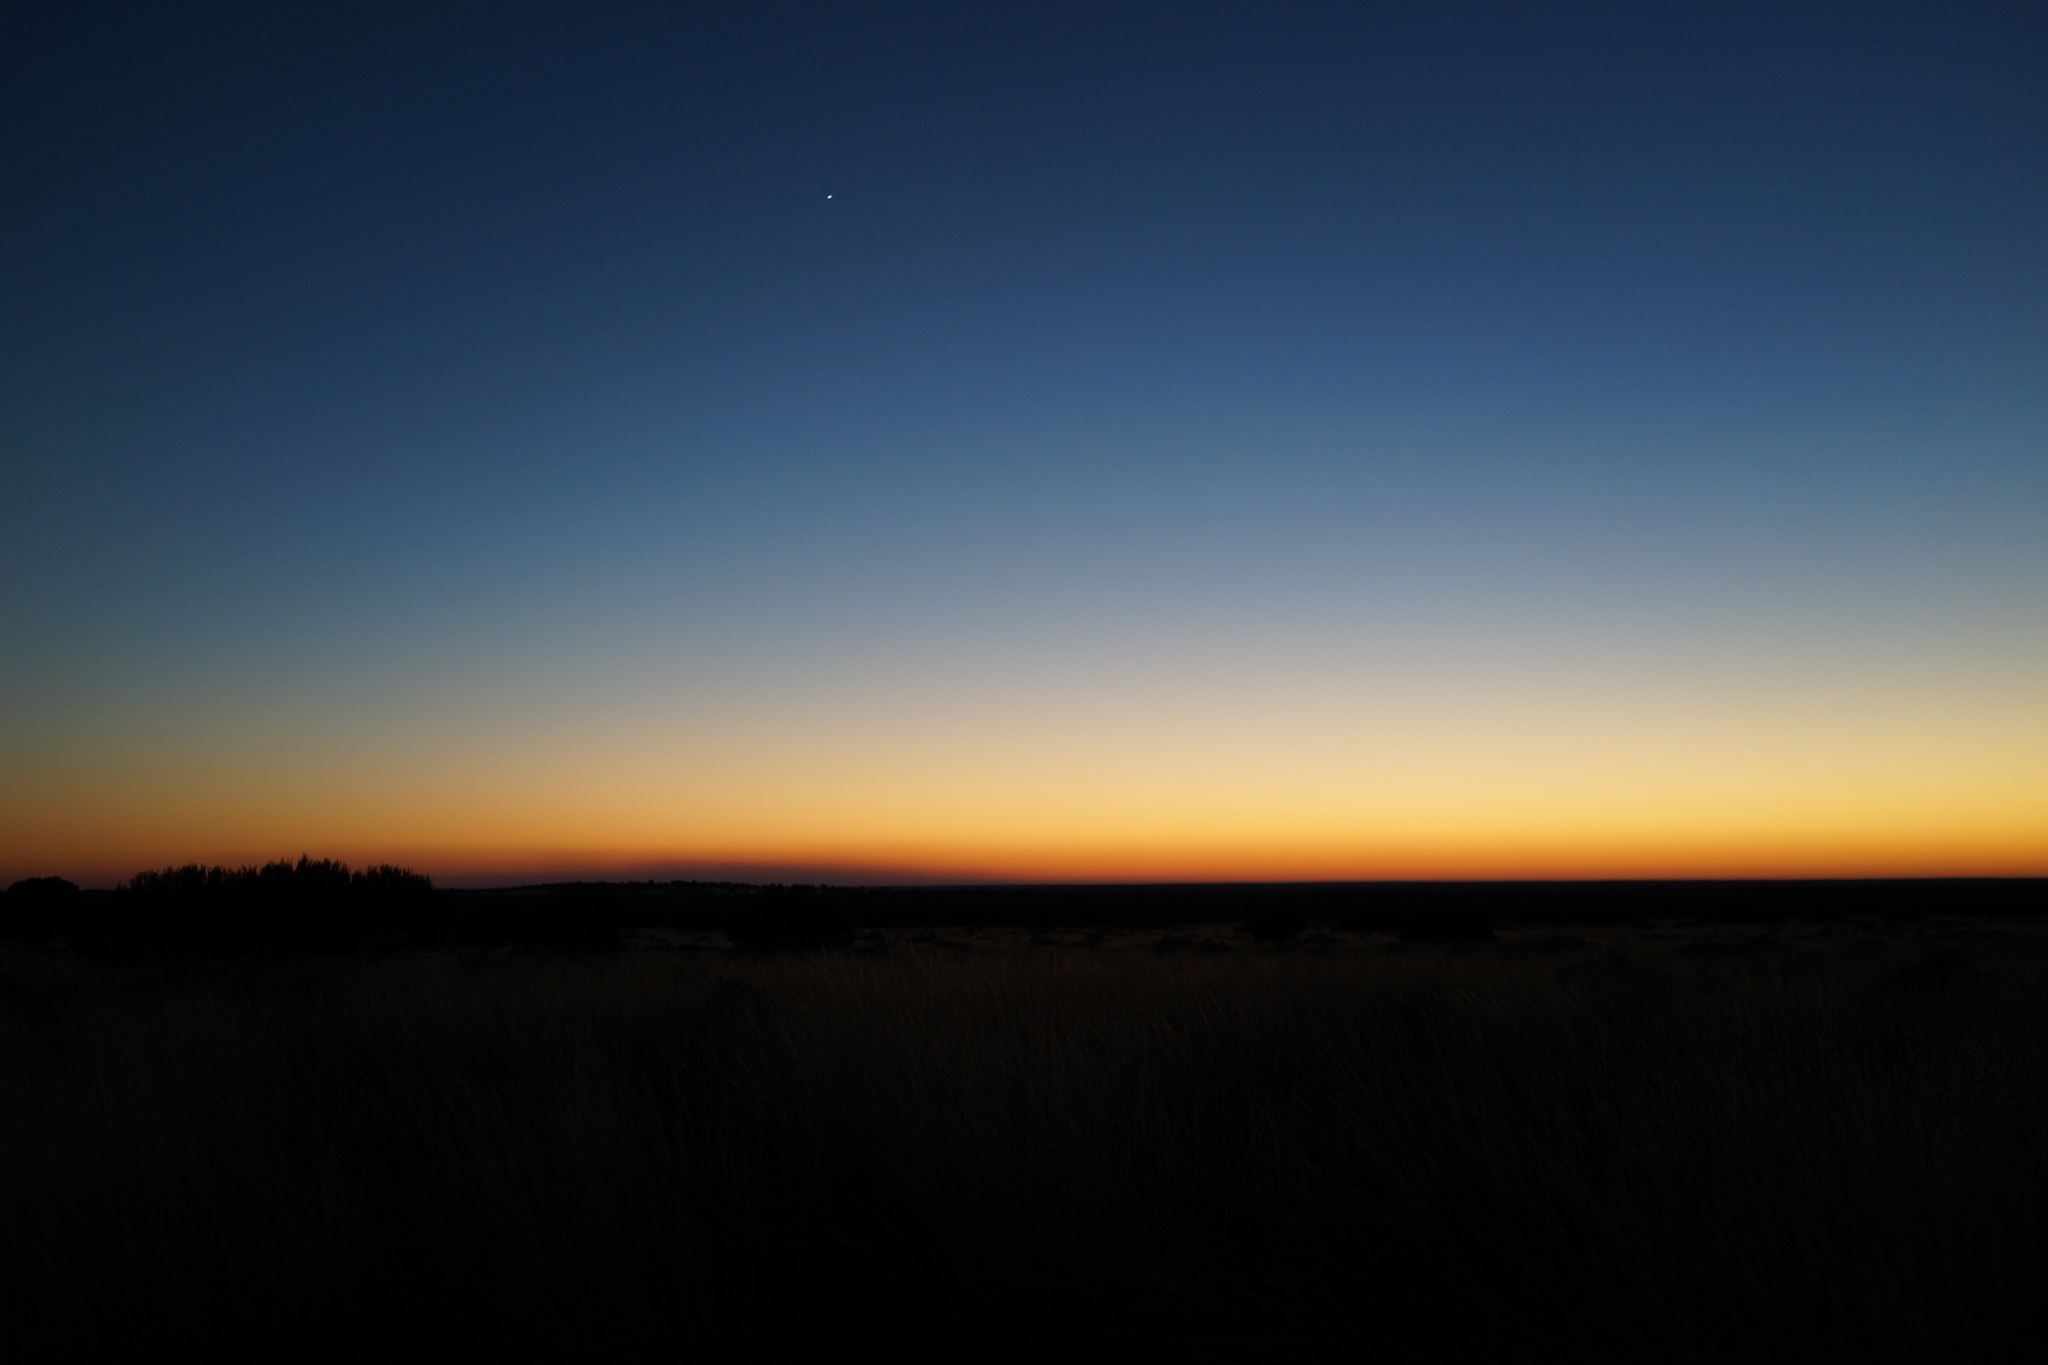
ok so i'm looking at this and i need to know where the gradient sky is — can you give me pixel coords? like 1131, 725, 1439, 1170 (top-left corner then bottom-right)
4, 1, 2044, 885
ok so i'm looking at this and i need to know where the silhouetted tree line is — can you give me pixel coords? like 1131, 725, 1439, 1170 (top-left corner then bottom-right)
1, 860, 434, 953
4, 866, 2043, 955
0, 863, 858, 955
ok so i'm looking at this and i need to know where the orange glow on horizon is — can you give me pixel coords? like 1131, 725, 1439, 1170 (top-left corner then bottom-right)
13, 826, 2048, 890
7, 643, 2044, 887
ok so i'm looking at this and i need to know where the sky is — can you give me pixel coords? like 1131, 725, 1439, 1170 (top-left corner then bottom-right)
3, 1, 2044, 886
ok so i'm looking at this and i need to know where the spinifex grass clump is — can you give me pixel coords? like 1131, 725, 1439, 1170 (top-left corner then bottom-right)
2, 932, 2045, 1359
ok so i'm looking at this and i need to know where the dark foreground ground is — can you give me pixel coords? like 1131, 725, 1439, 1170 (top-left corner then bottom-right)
4, 919, 2047, 1360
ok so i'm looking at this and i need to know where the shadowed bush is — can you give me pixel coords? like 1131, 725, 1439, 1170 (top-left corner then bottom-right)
1, 876, 80, 945
450, 884, 634, 950
724, 883, 857, 952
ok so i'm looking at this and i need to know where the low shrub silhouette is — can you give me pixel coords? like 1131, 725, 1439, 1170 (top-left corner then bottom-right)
724, 884, 856, 952
456, 885, 631, 950
1396, 908, 1495, 943
1240, 906, 1309, 942
1, 877, 81, 945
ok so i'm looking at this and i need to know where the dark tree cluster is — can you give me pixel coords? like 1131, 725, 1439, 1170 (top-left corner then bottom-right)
0, 876, 82, 945
4, 859, 434, 953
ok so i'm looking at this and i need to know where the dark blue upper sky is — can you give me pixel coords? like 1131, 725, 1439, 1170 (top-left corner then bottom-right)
4, 2, 2044, 879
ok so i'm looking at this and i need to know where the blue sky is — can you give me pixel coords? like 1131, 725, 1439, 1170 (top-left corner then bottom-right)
4, 2, 2044, 881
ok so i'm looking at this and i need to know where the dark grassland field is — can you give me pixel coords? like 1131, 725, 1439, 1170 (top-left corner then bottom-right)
4, 921, 2047, 1360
